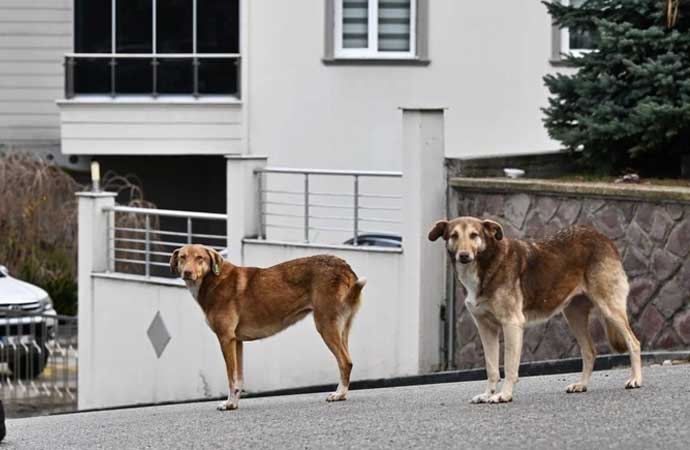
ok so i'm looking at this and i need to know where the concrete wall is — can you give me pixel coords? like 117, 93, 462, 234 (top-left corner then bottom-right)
79, 241, 406, 410
246, 0, 567, 169
449, 178, 690, 369
0, 0, 71, 146
76, 109, 449, 409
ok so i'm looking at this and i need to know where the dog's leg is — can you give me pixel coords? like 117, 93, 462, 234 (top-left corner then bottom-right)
588, 267, 642, 389
217, 335, 241, 411
488, 323, 523, 404
599, 305, 642, 389
236, 340, 244, 395
315, 314, 352, 402
563, 298, 596, 393
470, 318, 500, 404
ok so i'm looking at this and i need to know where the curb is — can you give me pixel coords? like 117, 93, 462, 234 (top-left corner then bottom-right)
242, 350, 690, 399
50, 350, 690, 416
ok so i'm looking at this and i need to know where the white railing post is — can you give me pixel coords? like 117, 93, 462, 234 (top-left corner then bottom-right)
76, 191, 116, 410
353, 175, 360, 245
226, 155, 268, 264
400, 108, 447, 374
303, 174, 310, 243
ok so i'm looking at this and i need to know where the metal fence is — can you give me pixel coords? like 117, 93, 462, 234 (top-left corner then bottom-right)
0, 309, 77, 417
64, 53, 241, 99
103, 205, 227, 277
254, 167, 403, 246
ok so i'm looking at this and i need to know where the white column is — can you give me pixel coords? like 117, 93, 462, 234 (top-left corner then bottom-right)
400, 108, 447, 373
225, 155, 268, 264
76, 191, 116, 409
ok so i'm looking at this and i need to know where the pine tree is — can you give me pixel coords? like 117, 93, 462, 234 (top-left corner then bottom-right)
542, 0, 690, 176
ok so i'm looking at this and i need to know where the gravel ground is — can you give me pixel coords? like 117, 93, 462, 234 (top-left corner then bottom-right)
3, 364, 690, 450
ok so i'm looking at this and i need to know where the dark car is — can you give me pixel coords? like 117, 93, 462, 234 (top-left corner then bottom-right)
343, 233, 402, 248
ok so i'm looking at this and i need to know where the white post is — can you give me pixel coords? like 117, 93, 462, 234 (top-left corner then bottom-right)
225, 155, 268, 264
401, 108, 447, 373
76, 191, 116, 410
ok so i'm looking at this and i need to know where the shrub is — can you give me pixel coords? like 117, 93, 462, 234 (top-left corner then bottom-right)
0, 153, 156, 315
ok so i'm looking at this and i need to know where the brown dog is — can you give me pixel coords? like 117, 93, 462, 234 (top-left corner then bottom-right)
429, 217, 642, 404
170, 244, 366, 410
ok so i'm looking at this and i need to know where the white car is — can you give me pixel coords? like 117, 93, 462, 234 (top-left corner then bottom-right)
0, 265, 57, 379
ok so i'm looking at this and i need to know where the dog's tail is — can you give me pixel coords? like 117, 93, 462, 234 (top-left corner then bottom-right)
345, 277, 367, 305
604, 319, 628, 353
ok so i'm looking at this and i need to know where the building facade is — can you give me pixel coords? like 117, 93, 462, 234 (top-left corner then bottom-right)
1, 0, 584, 209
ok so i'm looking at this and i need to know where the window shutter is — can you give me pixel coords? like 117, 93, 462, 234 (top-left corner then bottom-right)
343, 1, 369, 49
378, 0, 411, 52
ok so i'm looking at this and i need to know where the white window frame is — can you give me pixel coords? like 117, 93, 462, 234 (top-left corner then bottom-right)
559, 0, 594, 57
334, 0, 416, 59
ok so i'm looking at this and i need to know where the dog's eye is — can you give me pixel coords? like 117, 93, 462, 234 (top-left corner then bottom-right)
450, 232, 458, 239
196, 256, 203, 262
469, 232, 479, 239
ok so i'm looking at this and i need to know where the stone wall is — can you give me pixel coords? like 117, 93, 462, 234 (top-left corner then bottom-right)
449, 178, 690, 369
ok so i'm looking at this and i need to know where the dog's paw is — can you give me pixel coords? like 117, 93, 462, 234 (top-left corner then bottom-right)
487, 392, 512, 404
470, 393, 492, 404
566, 382, 588, 394
217, 400, 238, 411
625, 378, 641, 389
326, 392, 347, 402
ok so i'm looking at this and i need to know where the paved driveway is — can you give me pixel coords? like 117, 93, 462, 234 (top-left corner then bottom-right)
4, 364, 690, 450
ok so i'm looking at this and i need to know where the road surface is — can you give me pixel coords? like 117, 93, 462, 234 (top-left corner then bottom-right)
4, 364, 690, 450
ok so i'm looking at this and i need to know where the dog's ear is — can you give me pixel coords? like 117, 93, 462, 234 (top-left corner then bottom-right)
206, 247, 224, 276
483, 220, 504, 241
428, 220, 449, 241
169, 249, 181, 275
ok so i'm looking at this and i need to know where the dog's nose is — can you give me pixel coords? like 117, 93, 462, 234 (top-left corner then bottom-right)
457, 251, 472, 264
183, 270, 193, 279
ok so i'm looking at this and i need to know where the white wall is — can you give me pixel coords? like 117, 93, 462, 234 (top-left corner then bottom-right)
79, 244, 406, 409
59, 100, 243, 155
246, 0, 565, 168
0, 0, 71, 144
81, 275, 227, 410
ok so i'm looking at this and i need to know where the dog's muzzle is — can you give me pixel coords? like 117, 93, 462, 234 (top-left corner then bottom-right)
457, 252, 473, 264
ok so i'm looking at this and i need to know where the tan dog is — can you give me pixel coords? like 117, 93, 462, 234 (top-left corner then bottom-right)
170, 244, 366, 410
429, 217, 642, 404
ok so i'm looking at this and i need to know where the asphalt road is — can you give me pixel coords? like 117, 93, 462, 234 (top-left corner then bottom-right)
4, 364, 690, 450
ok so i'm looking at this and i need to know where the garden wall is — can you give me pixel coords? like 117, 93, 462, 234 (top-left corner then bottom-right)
449, 178, 690, 369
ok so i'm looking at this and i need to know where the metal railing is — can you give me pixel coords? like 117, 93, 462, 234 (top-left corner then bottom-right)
64, 53, 241, 99
254, 167, 403, 246
103, 205, 227, 277
0, 309, 77, 417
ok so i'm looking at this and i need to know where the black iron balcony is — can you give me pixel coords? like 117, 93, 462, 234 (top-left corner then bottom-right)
64, 53, 240, 99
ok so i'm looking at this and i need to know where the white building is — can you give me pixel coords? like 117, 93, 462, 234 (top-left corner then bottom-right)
0, 0, 590, 209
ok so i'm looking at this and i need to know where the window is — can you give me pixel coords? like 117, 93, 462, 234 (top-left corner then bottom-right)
333, 0, 419, 60
558, 0, 597, 57
70, 0, 239, 98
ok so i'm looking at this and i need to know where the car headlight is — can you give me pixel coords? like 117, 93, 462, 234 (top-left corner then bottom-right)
38, 295, 54, 312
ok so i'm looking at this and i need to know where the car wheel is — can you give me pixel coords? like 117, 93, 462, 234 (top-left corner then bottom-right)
8, 343, 49, 380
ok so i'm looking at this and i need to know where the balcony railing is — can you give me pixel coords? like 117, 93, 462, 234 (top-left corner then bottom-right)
254, 167, 403, 246
102, 205, 227, 278
64, 53, 241, 99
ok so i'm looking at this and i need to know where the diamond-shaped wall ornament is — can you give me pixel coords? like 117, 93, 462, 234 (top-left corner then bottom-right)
147, 311, 171, 359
